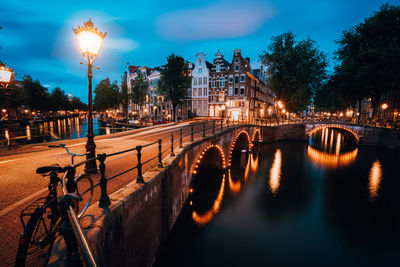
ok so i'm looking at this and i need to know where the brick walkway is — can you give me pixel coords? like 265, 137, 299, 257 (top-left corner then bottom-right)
0, 121, 214, 266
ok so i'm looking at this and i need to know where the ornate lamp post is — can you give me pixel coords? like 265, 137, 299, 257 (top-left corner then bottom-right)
0, 65, 13, 149
73, 19, 107, 174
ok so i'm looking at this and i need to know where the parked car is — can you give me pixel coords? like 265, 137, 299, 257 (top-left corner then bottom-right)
128, 119, 140, 125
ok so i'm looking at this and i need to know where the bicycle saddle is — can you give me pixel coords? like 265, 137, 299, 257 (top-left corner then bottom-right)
36, 164, 63, 174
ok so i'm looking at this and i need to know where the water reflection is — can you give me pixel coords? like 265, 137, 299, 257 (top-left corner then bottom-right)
269, 149, 282, 195
191, 174, 225, 226
228, 169, 241, 195
307, 146, 358, 169
368, 160, 382, 201
26, 125, 31, 140
308, 127, 358, 169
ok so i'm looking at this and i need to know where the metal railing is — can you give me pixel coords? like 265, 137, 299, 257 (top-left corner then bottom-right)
57, 116, 399, 266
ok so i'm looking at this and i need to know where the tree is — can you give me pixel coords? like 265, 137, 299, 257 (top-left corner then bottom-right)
158, 54, 192, 121
49, 87, 70, 111
259, 31, 327, 113
120, 72, 130, 122
70, 96, 87, 110
21, 75, 51, 112
131, 71, 148, 118
335, 3, 400, 119
93, 78, 120, 112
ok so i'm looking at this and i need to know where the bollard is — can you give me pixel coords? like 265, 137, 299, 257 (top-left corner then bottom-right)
136, 145, 144, 183
98, 153, 111, 208
221, 119, 223, 131
213, 120, 215, 134
158, 139, 163, 168
170, 133, 175, 156
179, 128, 183, 148
191, 125, 194, 142
203, 121, 206, 137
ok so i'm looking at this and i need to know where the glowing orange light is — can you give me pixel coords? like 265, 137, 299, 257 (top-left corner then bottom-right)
307, 146, 358, 169
368, 160, 382, 201
269, 149, 282, 195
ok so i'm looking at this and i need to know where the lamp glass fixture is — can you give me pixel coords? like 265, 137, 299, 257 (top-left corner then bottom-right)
73, 19, 106, 57
0, 66, 12, 83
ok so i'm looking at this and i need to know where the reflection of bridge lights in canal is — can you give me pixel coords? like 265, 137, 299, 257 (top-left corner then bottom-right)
307, 146, 358, 169
368, 160, 382, 201
228, 169, 241, 195
250, 153, 258, 172
191, 174, 226, 226
269, 149, 282, 195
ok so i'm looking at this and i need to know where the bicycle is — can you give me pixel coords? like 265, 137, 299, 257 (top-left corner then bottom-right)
15, 146, 94, 266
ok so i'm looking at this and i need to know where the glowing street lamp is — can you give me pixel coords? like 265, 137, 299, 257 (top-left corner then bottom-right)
73, 19, 107, 174
0, 65, 14, 149
381, 103, 388, 110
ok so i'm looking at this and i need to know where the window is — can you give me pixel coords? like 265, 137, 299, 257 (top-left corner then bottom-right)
240, 86, 245, 95
198, 68, 203, 73
229, 75, 233, 83
219, 92, 224, 102
235, 65, 239, 72
204, 88, 207, 96
193, 88, 198, 96
193, 78, 197, 85
220, 77, 226, 87
241, 74, 245, 82
228, 86, 233, 96
211, 78, 217, 88
198, 88, 202, 96
235, 87, 239, 95
235, 58, 239, 63
235, 75, 239, 84
216, 64, 221, 72
203, 77, 207, 84
199, 78, 202, 85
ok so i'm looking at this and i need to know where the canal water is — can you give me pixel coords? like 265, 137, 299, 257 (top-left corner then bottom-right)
155, 128, 400, 267
0, 118, 127, 146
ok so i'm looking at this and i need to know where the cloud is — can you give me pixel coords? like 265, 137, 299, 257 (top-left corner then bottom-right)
105, 37, 139, 53
155, 0, 276, 41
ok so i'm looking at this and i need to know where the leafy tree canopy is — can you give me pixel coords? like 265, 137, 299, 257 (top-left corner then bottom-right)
260, 31, 327, 113
131, 71, 148, 106
93, 78, 120, 111
335, 3, 400, 118
158, 54, 192, 120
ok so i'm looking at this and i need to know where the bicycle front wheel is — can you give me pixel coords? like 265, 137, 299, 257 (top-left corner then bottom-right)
15, 202, 60, 267
75, 175, 94, 218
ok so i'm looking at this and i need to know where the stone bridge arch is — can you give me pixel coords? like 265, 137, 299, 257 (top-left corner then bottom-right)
306, 124, 360, 143
192, 144, 227, 175
251, 128, 261, 143
228, 130, 251, 167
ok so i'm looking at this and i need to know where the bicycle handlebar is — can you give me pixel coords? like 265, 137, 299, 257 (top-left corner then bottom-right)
48, 143, 88, 157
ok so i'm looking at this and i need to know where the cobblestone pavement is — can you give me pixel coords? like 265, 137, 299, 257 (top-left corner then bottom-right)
0, 120, 218, 266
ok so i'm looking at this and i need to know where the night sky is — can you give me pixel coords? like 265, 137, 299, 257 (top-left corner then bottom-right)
0, 0, 397, 102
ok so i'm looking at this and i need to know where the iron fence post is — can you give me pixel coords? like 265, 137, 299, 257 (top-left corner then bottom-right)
191, 125, 194, 142
170, 133, 175, 156
98, 153, 111, 208
221, 118, 223, 131
158, 139, 163, 168
203, 121, 206, 137
136, 145, 144, 183
179, 128, 183, 148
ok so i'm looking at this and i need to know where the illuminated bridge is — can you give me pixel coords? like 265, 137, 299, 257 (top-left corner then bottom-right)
65, 121, 399, 267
